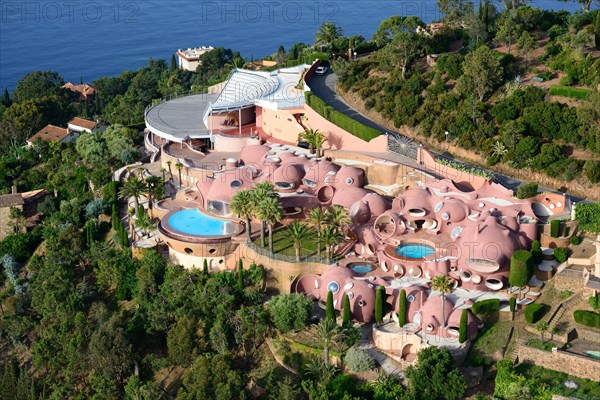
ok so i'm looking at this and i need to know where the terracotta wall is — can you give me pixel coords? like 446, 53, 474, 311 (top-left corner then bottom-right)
257, 107, 305, 143
302, 105, 389, 153
214, 135, 261, 152
516, 343, 600, 382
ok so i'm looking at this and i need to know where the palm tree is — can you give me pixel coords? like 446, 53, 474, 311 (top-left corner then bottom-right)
230, 189, 255, 241
119, 175, 146, 212
145, 176, 164, 217
492, 141, 508, 159
160, 168, 167, 182
308, 319, 345, 365
166, 160, 173, 181
315, 22, 343, 50
327, 205, 350, 232
321, 225, 344, 262
226, 56, 246, 70
251, 182, 278, 247
431, 274, 453, 329
284, 221, 312, 262
308, 207, 327, 257
313, 130, 326, 157
175, 162, 184, 189
299, 128, 318, 154
535, 321, 549, 342
259, 197, 284, 253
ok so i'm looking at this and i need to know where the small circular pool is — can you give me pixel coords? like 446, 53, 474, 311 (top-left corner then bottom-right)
347, 262, 375, 274
396, 243, 435, 259
167, 208, 231, 236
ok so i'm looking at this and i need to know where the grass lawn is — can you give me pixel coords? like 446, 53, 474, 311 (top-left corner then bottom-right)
525, 338, 559, 351
515, 364, 600, 400
469, 319, 513, 365
253, 226, 328, 259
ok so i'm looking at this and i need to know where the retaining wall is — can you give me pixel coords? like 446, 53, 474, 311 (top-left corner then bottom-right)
516, 343, 600, 382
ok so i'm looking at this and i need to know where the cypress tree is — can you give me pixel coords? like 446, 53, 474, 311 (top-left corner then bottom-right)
375, 286, 385, 324
326, 291, 335, 322
237, 259, 244, 292
342, 294, 351, 325
137, 204, 145, 220
509, 297, 517, 320
111, 203, 118, 230
398, 289, 407, 327
171, 54, 178, 70
459, 309, 468, 343
203, 258, 209, 275
1, 88, 11, 107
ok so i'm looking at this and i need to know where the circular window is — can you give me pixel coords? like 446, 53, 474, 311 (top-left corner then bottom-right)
407, 294, 415, 302
275, 181, 294, 189
442, 212, 449, 221
408, 208, 426, 217
358, 299, 366, 307
208, 248, 216, 254
184, 248, 193, 254
230, 179, 242, 189
327, 281, 340, 294
434, 202, 444, 212
219, 259, 224, 264
303, 179, 317, 187
347, 292, 354, 299
426, 324, 434, 331
346, 177, 354, 185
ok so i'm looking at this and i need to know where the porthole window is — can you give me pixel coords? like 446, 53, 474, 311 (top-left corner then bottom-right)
209, 248, 216, 254
327, 281, 340, 294
303, 179, 317, 187
426, 324, 434, 331
219, 259, 224, 264
184, 248, 193, 254
442, 212, 450, 221
434, 202, 444, 212
407, 294, 415, 302
230, 179, 242, 189
347, 292, 354, 299
275, 181, 294, 189
346, 177, 354, 185
358, 299, 366, 307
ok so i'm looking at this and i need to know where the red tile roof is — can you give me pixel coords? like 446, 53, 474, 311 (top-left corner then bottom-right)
62, 82, 96, 100
68, 117, 97, 130
27, 124, 69, 144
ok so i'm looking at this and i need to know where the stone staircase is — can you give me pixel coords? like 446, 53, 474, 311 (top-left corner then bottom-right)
547, 291, 584, 330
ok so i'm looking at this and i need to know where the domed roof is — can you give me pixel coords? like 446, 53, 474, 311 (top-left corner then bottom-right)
207, 173, 253, 203
455, 216, 520, 266
401, 187, 434, 216
278, 151, 297, 161
437, 198, 468, 222
350, 201, 371, 224
361, 193, 390, 216
335, 166, 364, 188
447, 308, 478, 328
332, 187, 370, 209
421, 295, 455, 325
240, 145, 270, 164
273, 162, 305, 189
304, 161, 339, 187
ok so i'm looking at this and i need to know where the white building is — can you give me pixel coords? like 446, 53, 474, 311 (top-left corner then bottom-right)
67, 117, 98, 134
176, 46, 214, 72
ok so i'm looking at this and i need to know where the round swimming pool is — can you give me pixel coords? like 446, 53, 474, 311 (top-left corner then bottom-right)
396, 243, 435, 259
350, 264, 374, 274
167, 208, 230, 236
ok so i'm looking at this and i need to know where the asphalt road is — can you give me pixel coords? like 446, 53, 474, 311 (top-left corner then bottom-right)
308, 72, 588, 204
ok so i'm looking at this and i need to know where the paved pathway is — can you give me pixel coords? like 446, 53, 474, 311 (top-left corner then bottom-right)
355, 323, 406, 379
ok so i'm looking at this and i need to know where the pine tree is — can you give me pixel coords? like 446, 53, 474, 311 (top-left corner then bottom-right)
375, 286, 385, 324
237, 259, 244, 292
398, 289, 407, 327
326, 291, 335, 322
342, 294, 351, 325
459, 309, 468, 343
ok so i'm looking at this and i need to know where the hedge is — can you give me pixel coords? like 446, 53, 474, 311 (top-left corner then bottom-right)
573, 310, 600, 329
472, 299, 500, 315
398, 289, 407, 327
554, 247, 568, 263
549, 85, 592, 100
525, 303, 545, 323
550, 220, 560, 238
575, 203, 600, 233
531, 240, 542, 264
459, 309, 468, 343
509, 297, 517, 313
509, 250, 534, 288
516, 182, 539, 199
305, 92, 381, 142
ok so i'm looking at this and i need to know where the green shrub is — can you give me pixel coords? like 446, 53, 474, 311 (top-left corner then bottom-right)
525, 303, 546, 323
531, 240, 542, 264
509, 297, 517, 313
575, 203, 600, 233
269, 293, 314, 333
558, 75, 575, 86
569, 235, 580, 245
344, 346, 375, 372
588, 295, 600, 311
516, 182, 539, 199
472, 299, 500, 315
549, 85, 591, 100
398, 289, 407, 327
305, 92, 380, 142
550, 220, 560, 238
583, 160, 600, 183
509, 250, 534, 289
554, 247, 568, 263
573, 310, 600, 329
459, 309, 468, 343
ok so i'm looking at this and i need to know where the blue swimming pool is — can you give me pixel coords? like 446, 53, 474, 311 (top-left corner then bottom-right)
396, 243, 435, 259
350, 264, 374, 274
167, 209, 229, 236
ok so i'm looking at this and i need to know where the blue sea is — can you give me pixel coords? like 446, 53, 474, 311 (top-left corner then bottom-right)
0, 0, 585, 91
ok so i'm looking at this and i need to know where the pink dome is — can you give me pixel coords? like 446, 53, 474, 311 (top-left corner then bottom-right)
304, 161, 339, 187
240, 145, 269, 165
334, 166, 365, 188
438, 198, 468, 222
206, 173, 253, 203
278, 151, 297, 161
421, 295, 455, 332
361, 193, 390, 216
350, 201, 371, 224
273, 163, 305, 190
332, 187, 370, 209
401, 187, 434, 217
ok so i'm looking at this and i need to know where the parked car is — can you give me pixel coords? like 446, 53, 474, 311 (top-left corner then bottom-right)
315, 66, 328, 76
